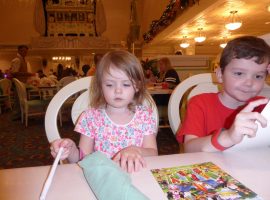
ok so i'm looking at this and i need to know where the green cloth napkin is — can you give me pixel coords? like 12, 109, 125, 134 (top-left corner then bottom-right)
78, 151, 149, 200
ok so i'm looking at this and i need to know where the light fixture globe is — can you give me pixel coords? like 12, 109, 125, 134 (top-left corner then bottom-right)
180, 42, 190, 48
219, 43, 227, 48
225, 11, 242, 30
225, 22, 242, 30
194, 36, 206, 43
194, 28, 206, 43
180, 36, 190, 48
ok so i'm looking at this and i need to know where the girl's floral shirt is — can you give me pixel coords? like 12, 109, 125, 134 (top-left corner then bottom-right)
74, 105, 156, 158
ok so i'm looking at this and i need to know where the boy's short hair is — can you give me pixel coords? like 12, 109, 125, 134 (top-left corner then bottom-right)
220, 36, 270, 72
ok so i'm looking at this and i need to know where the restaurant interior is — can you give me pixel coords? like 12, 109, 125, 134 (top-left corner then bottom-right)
0, 0, 270, 167
1, 0, 270, 199
0, 0, 269, 162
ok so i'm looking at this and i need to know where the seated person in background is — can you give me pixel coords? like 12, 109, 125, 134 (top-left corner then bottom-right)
152, 57, 180, 124
58, 68, 78, 87
81, 64, 90, 77
48, 69, 58, 85
27, 72, 40, 87
177, 36, 270, 153
156, 57, 180, 89
87, 53, 103, 76
37, 70, 55, 86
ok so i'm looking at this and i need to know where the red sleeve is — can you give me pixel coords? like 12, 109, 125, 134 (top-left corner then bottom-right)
176, 96, 207, 143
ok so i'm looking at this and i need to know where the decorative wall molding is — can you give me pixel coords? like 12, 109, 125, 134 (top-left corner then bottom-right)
30, 36, 110, 49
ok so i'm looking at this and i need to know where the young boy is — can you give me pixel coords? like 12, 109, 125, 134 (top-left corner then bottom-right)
177, 36, 270, 152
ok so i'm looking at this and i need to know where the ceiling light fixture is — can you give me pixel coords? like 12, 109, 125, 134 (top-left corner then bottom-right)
219, 36, 228, 48
180, 36, 190, 48
225, 10, 242, 30
194, 28, 206, 43
220, 43, 227, 48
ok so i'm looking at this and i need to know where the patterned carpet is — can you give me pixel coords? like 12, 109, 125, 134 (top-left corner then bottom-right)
0, 110, 180, 169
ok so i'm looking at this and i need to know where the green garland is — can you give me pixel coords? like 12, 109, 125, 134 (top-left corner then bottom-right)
143, 0, 199, 43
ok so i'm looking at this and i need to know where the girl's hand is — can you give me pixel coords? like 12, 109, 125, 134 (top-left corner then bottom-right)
50, 138, 76, 160
226, 98, 268, 145
112, 146, 146, 173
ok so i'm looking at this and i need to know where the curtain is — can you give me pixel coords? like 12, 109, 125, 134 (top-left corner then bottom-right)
33, 0, 46, 36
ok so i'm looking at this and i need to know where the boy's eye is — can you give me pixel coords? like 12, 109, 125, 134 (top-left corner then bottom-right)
233, 72, 243, 76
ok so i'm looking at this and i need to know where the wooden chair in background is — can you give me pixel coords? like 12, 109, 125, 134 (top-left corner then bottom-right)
0, 78, 13, 114
13, 78, 49, 127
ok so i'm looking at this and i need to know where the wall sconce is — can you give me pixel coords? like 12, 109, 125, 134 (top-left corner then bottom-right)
194, 28, 206, 43
180, 36, 190, 48
225, 10, 242, 30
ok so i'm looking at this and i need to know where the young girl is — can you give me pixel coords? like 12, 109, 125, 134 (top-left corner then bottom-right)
50, 50, 158, 173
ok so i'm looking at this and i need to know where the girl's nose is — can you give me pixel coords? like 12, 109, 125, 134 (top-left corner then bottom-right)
115, 86, 122, 94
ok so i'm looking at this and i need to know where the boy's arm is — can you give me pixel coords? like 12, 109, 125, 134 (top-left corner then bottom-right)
184, 134, 216, 152
184, 98, 269, 153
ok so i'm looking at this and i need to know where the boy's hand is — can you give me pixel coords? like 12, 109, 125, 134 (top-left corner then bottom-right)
227, 98, 268, 145
50, 138, 76, 160
112, 146, 146, 173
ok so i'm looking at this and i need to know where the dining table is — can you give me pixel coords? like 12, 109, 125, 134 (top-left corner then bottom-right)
147, 86, 173, 95
37, 85, 58, 100
1, 147, 270, 200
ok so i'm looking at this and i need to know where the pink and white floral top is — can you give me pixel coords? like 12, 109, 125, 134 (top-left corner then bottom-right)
74, 105, 156, 158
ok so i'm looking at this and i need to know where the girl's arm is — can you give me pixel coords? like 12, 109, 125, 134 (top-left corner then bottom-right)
50, 135, 94, 163
112, 134, 157, 173
65, 134, 94, 163
77, 134, 95, 161
140, 134, 158, 156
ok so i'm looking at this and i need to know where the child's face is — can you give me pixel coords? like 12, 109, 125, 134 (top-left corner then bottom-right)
217, 58, 268, 105
101, 64, 137, 109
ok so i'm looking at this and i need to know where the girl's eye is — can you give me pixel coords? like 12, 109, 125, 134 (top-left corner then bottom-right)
123, 83, 131, 87
105, 84, 113, 87
255, 74, 265, 79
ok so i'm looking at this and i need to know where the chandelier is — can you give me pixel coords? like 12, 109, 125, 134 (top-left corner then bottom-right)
225, 11, 242, 31
180, 36, 190, 48
194, 28, 206, 43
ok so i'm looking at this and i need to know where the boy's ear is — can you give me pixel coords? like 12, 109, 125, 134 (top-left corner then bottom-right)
267, 64, 270, 74
215, 68, 223, 83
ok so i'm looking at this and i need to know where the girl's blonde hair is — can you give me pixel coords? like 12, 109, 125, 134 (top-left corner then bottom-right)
89, 50, 154, 110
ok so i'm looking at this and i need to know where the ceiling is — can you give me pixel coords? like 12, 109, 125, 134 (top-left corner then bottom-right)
142, 0, 270, 56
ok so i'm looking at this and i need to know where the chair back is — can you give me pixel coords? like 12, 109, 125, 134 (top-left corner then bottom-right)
13, 78, 28, 106
45, 77, 159, 143
0, 78, 12, 95
168, 73, 221, 135
258, 83, 270, 98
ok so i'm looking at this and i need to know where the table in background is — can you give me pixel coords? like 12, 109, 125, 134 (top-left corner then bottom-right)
1, 147, 270, 200
37, 85, 58, 100
147, 86, 173, 95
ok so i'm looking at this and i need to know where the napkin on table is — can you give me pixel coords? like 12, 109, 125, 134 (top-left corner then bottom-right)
78, 151, 149, 200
